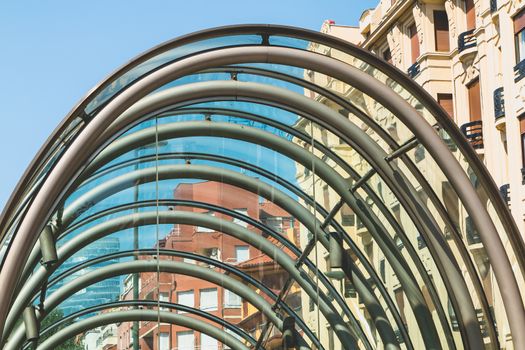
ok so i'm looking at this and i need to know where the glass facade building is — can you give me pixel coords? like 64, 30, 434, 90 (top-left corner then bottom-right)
0, 24, 524, 350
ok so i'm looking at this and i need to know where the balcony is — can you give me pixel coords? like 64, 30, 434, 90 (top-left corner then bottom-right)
515, 59, 525, 82
458, 29, 477, 61
460, 120, 483, 149
493, 87, 505, 119
499, 184, 510, 205
407, 62, 420, 79
522, 167, 525, 185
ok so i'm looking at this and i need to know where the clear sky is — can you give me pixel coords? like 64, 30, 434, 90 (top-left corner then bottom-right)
0, 0, 378, 209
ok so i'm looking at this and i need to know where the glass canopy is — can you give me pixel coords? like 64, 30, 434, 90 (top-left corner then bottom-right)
0, 24, 524, 350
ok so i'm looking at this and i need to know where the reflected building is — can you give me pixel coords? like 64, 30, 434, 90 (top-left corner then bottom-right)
117, 181, 299, 350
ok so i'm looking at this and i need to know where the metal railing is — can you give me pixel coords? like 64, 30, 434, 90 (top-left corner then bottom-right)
499, 184, 510, 205
493, 87, 505, 119
407, 62, 420, 78
458, 29, 476, 52
490, 0, 498, 13
515, 59, 525, 82
460, 120, 483, 149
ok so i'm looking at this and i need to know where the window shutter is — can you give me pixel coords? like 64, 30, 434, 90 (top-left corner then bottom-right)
466, 0, 476, 30
467, 79, 482, 122
200, 288, 218, 311
434, 11, 450, 52
437, 93, 454, 118
514, 8, 525, 34
409, 23, 420, 64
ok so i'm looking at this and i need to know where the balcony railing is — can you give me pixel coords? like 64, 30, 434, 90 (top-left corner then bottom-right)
407, 62, 420, 78
460, 120, 483, 149
490, 0, 497, 13
499, 184, 510, 205
493, 87, 505, 119
515, 59, 525, 82
458, 29, 476, 52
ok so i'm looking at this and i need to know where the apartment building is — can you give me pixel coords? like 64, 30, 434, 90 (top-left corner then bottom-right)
296, 1, 525, 348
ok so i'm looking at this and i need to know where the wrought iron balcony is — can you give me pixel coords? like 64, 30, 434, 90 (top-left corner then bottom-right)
490, 0, 497, 13
458, 29, 476, 52
460, 120, 483, 149
515, 59, 525, 82
493, 87, 505, 119
499, 184, 510, 205
407, 62, 420, 78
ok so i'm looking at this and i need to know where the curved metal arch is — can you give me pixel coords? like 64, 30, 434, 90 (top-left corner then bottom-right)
30, 249, 320, 349
88, 76, 481, 349
8, 259, 308, 350
5, 165, 372, 350
6, 208, 363, 349
35, 309, 251, 350
78, 118, 443, 347
0, 24, 520, 350
3, 77, 478, 350
26, 300, 258, 350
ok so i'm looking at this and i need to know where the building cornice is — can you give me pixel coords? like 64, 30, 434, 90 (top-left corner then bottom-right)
361, 0, 416, 49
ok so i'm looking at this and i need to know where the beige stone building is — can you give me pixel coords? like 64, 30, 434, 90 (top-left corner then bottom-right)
296, 0, 525, 348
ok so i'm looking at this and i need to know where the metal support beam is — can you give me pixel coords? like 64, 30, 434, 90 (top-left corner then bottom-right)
22, 306, 38, 342
38, 224, 57, 266
35, 309, 249, 350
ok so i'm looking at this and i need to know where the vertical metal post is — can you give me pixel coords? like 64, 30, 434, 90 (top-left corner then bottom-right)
132, 149, 140, 350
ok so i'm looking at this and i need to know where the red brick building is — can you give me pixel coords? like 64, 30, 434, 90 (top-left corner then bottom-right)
118, 181, 299, 350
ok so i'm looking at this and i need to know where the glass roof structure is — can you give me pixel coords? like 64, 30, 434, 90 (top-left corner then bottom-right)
0, 24, 524, 350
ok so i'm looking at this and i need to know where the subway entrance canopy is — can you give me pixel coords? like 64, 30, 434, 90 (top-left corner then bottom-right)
0, 25, 524, 350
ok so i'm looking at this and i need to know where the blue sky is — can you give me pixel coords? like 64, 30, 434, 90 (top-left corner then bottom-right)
0, 0, 378, 209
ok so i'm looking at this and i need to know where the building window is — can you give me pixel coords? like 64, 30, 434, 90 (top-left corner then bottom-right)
465, 0, 476, 30
197, 211, 215, 232
341, 205, 355, 226
159, 291, 169, 310
434, 11, 450, 52
383, 48, 392, 64
224, 289, 242, 308
379, 259, 386, 283
235, 245, 250, 263
201, 333, 218, 350
395, 288, 407, 325
323, 185, 330, 209
200, 288, 218, 311
409, 22, 420, 64
437, 93, 454, 118
515, 9, 525, 63
467, 78, 482, 122
177, 331, 194, 350
177, 290, 194, 312
233, 208, 248, 228
159, 332, 170, 350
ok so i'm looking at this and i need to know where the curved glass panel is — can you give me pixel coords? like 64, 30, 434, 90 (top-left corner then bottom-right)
1, 25, 523, 350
